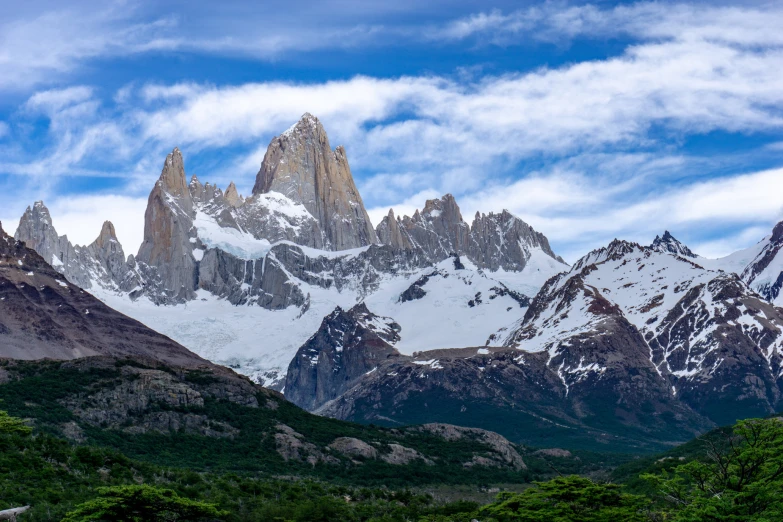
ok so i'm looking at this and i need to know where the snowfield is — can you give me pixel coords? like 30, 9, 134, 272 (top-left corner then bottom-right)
95, 247, 565, 388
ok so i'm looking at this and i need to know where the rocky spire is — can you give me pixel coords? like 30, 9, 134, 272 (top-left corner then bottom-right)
396, 194, 471, 259
159, 147, 190, 200
376, 209, 410, 250
374, 194, 565, 272
650, 231, 697, 258
252, 113, 377, 250
224, 181, 241, 208
15, 201, 80, 277
468, 210, 565, 271
93, 221, 117, 249
136, 147, 198, 302
87, 220, 131, 287
14, 203, 136, 291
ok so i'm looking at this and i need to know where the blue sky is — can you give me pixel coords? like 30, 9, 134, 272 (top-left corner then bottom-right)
1, 0, 782, 262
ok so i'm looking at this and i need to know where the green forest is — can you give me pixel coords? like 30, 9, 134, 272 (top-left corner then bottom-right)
3, 408, 783, 521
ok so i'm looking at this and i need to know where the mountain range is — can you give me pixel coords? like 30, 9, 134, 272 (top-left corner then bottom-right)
10, 112, 783, 452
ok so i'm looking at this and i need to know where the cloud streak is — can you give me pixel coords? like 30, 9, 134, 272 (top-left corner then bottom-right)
1, 2, 783, 260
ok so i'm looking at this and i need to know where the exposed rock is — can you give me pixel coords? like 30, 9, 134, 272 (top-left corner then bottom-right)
381, 443, 433, 465
376, 209, 411, 250
376, 195, 567, 273
253, 113, 377, 250
0, 224, 209, 367
14, 203, 139, 292
60, 421, 86, 442
274, 423, 337, 465
503, 240, 783, 427
224, 182, 242, 207
285, 303, 400, 411
122, 412, 238, 438
533, 448, 573, 458
469, 210, 565, 270
319, 345, 711, 452
418, 423, 526, 470
740, 221, 783, 305
650, 231, 698, 258
136, 148, 198, 302
328, 437, 378, 460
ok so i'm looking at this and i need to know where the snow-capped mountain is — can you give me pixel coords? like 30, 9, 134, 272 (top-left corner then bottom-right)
734, 222, 783, 305
15, 111, 783, 451
13, 113, 568, 389
497, 238, 783, 420
296, 232, 783, 450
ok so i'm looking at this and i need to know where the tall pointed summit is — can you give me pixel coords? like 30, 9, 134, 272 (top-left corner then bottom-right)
252, 113, 377, 250
136, 147, 198, 301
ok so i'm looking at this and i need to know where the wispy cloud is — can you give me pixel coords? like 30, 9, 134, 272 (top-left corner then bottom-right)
434, 3, 783, 47
2, 2, 783, 259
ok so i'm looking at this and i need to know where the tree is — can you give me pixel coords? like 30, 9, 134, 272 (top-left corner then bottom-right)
477, 475, 650, 522
645, 417, 783, 521
0, 410, 31, 436
61, 484, 228, 522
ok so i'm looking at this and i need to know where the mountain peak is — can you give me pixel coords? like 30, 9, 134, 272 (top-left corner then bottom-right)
771, 221, 783, 243
422, 194, 464, 223
225, 181, 241, 207
650, 231, 697, 258
24, 201, 54, 226
252, 114, 377, 250
159, 147, 189, 198
93, 221, 118, 248
280, 112, 323, 140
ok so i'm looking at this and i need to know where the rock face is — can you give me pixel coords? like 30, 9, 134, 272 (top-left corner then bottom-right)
136, 148, 199, 302
739, 221, 783, 305
0, 222, 207, 367
375, 194, 567, 272
650, 231, 697, 258
11, 114, 569, 390
319, 345, 712, 452
15, 202, 138, 292
285, 303, 401, 411
468, 210, 565, 271
253, 113, 377, 250
1, 356, 536, 477
417, 424, 526, 470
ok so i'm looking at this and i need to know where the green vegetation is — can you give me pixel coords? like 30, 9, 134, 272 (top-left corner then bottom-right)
1, 359, 573, 488
643, 418, 783, 521
475, 476, 650, 522
4, 358, 783, 521
61, 485, 226, 522
0, 409, 32, 435
6, 409, 783, 520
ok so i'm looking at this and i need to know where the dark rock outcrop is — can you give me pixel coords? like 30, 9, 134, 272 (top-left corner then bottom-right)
650, 231, 698, 258
285, 303, 401, 411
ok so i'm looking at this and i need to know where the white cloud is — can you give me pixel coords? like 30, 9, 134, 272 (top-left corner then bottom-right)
45, 195, 148, 255
435, 3, 783, 47
2, 2, 783, 262
454, 167, 783, 261
0, 2, 180, 91
24, 86, 94, 113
